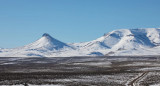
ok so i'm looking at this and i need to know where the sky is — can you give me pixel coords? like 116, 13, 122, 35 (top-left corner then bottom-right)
0, 0, 160, 48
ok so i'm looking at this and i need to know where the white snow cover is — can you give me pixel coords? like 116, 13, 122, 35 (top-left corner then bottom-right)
1, 28, 160, 57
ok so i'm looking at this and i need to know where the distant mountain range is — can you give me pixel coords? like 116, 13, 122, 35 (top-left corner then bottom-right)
1, 28, 160, 57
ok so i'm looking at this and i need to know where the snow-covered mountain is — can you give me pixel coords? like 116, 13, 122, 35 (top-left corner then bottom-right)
22, 33, 73, 51
1, 28, 160, 57
0, 33, 74, 57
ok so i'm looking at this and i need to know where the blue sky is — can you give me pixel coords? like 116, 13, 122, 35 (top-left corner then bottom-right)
0, 0, 160, 48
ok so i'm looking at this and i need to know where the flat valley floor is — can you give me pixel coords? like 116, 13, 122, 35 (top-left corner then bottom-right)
0, 56, 160, 86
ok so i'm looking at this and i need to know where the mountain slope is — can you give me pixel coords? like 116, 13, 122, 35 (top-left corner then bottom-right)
0, 33, 73, 57
22, 33, 73, 51
1, 28, 160, 57
71, 28, 160, 56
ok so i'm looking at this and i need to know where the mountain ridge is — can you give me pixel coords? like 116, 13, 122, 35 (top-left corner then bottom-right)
1, 28, 160, 57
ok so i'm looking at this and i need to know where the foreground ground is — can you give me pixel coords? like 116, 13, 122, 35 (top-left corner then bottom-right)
0, 56, 160, 86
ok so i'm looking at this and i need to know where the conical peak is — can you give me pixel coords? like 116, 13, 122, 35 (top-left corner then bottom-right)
42, 33, 51, 37
42, 33, 56, 42
38, 33, 72, 50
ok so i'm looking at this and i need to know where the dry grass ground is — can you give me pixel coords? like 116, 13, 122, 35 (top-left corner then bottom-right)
0, 56, 160, 86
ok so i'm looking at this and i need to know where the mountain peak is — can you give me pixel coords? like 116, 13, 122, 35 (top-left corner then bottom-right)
42, 33, 51, 37
42, 33, 54, 41
21, 33, 73, 51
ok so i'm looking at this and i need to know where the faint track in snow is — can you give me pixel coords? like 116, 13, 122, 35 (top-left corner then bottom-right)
127, 71, 148, 86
